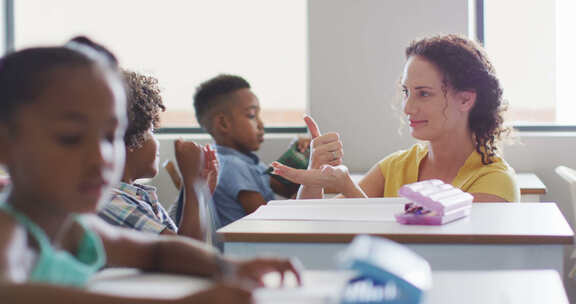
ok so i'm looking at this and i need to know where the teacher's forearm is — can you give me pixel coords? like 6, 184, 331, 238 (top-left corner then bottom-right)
340, 184, 368, 198
296, 185, 324, 199
339, 174, 368, 198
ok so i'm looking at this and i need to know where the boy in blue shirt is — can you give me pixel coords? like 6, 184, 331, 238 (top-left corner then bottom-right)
194, 75, 308, 227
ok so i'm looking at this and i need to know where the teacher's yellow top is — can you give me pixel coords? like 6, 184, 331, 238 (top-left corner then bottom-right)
378, 144, 520, 202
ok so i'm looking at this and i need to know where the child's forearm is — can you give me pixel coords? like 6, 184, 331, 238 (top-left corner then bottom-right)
93, 217, 219, 278
176, 184, 204, 241
153, 236, 221, 278
0, 283, 181, 304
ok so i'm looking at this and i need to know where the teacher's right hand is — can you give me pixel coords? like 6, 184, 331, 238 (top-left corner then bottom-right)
271, 161, 353, 193
305, 115, 343, 169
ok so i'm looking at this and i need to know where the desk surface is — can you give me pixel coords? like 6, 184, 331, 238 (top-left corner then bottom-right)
517, 172, 547, 195
218, 203, 573, 244
88, 269, 568, 304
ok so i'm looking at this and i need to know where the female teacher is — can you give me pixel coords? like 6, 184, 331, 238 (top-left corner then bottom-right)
272, 34, 519, 202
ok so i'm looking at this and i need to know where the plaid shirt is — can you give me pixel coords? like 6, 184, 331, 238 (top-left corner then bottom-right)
99, 182, 177, 234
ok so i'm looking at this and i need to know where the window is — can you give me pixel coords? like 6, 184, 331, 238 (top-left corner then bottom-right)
484, 0, 575, 125
14, 0, 307, 128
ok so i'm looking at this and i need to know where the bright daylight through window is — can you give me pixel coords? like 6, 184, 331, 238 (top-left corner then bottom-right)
485, 0, 576, 125
15, 0, 307, 128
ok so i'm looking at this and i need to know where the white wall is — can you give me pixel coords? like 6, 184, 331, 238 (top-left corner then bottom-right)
308, 0, 470, 171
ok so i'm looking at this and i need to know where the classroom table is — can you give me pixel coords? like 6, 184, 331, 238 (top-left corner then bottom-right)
88, 268, 569, 304
218, 200, 573, 273
517, 172, 547, 201
331, 172, 547, 201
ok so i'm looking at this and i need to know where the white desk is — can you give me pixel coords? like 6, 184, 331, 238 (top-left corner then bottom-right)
218, 201, 573, 273
517, 172, 547, 201
88, 269, 569, 304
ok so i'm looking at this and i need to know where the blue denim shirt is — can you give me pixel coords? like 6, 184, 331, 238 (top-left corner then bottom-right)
213, 145, 275, 228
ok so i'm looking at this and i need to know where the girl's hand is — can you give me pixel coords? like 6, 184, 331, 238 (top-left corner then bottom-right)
305, 115, 343, 169
271, 162, 355, 195
179, 283, 253, 304
230, 257, 303, 287
201, 145, 219, 194
174, 139, 203, 184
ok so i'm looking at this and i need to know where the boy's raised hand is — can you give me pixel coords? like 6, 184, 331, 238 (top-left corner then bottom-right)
304, 115, 343, 169
174, 139, 204, 184
175, 140, 219, 193
202, 145, 219, 194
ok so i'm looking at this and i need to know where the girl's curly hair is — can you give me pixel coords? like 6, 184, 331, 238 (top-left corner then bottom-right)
123, 70, 165, 149
405, 34, 508, 165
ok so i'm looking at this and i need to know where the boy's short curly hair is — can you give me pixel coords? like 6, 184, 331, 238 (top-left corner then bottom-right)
123, 70, 165, 149
193, 74, 250, 132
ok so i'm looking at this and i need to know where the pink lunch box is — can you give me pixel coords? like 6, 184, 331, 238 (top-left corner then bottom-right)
395, 179, 473, 225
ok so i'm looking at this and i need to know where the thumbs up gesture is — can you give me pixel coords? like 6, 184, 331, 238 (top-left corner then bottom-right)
271, 161, 352, 191
304, 115, 343, 169
270, 115, 363, 196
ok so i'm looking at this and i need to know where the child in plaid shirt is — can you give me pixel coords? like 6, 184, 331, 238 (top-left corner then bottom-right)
98, 70, 218, 240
